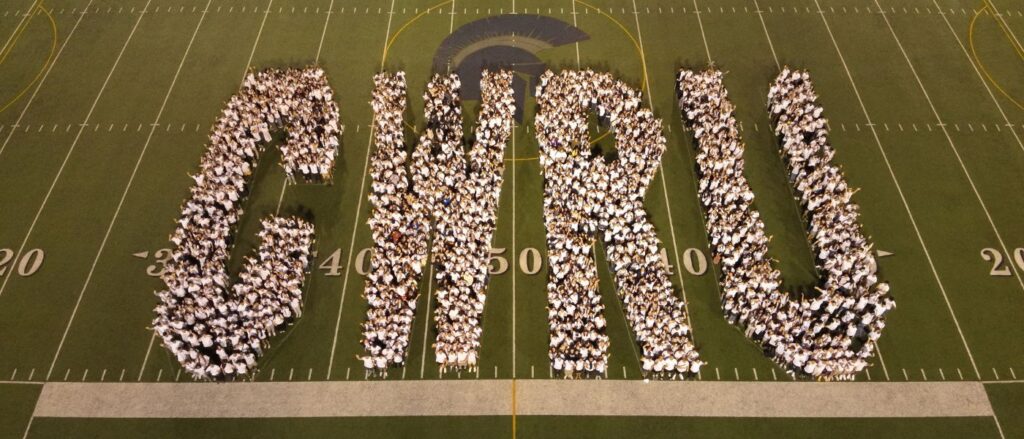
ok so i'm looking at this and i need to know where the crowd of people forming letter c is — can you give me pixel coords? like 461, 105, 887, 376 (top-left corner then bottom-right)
152, 67, 340, 380
151, 64, 891, 382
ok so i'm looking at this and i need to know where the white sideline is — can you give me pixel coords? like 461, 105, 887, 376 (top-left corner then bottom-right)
31, 380, 993, 419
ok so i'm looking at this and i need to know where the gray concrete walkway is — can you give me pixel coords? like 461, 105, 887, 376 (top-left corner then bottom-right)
32, 380, 993, 418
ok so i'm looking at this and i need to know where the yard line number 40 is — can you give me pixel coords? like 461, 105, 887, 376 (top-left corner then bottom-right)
313, 246, 708, 277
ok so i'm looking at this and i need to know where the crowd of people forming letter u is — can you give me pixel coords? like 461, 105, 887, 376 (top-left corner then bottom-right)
678, 68, 894, 380
151, 63, 892, 382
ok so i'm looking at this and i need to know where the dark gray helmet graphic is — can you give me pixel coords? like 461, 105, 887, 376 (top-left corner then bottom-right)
432, 14, 589, 121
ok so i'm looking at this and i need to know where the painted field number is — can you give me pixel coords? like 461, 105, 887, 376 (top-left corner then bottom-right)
660, 248, 708, 276
981, 247, 1024, 277
0, 248, 44, 277
308, 246, 710, 278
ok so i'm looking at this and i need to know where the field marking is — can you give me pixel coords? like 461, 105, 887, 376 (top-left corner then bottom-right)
46, 0, 212, 384
0, 0, 38, 67
325, 0, 396, 380
0, 0, 39, 60
413, 0, 459, 381
0, 1, 58, 115
810, 0, 982, 382
0, 0, 149, 304
983, 0, 1024, 54
137, 0, 275, 380
1, 118, 1011, 138
931, 1, 1024, 154
690, 0, 712, 62
0, 1, 92, 162
30, 380, 994, 418
752, 0, 780, 70
569, 0, 580, 66
4, 4, 1024, 18
874, 0, 1024, 295
633, 0, 698, 341
273, 0, 336, 214
418, 264, 435, 379
511, 125, 516, 378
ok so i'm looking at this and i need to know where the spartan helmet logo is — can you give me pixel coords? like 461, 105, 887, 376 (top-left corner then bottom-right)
432, 14, 589, 121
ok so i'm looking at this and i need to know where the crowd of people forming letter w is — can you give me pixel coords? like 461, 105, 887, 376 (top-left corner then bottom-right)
359, 71, 515, 375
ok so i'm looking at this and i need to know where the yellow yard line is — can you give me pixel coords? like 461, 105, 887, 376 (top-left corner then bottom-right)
0, 3, 57, 114
969, 2, 1024, 111
982, 0, 1024, 60
511, 379, 517, 439
381, 0, 453, 69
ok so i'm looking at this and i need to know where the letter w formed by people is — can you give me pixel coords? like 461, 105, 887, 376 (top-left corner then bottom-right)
360, 71, 515, 373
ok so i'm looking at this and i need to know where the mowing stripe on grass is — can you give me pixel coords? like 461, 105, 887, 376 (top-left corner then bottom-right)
30, 380, 993, 418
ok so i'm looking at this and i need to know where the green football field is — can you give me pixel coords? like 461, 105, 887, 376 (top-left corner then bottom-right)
0, 0, 1023, 437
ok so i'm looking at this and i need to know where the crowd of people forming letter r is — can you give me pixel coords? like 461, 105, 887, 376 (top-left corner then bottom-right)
150, 63, 892, 382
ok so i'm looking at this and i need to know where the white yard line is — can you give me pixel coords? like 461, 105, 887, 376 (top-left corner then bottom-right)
691, 0, 712, 64
448, 0, 456, 41
752, 0, 890, 381
930, 0, 1024, 155
0, 0, 39, 58
418, 264, 435, 379
30, 380, 995, 418
751, 0, 780, 70
984, 0, 1024, 54
325, 0, 397, 380
48, 0, 214, 383
414, 0, 461, 380
0, 0, 95, 161
274, 0, 336, 214
569, 0, 580, 67
137, 0, 277, 381
811, 0, 982, 382
632, 0, 695, 334
873, 0, 1024, 294
19, 416, 33, 439
511, 127, 517, 378
0, 1, 150, 301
